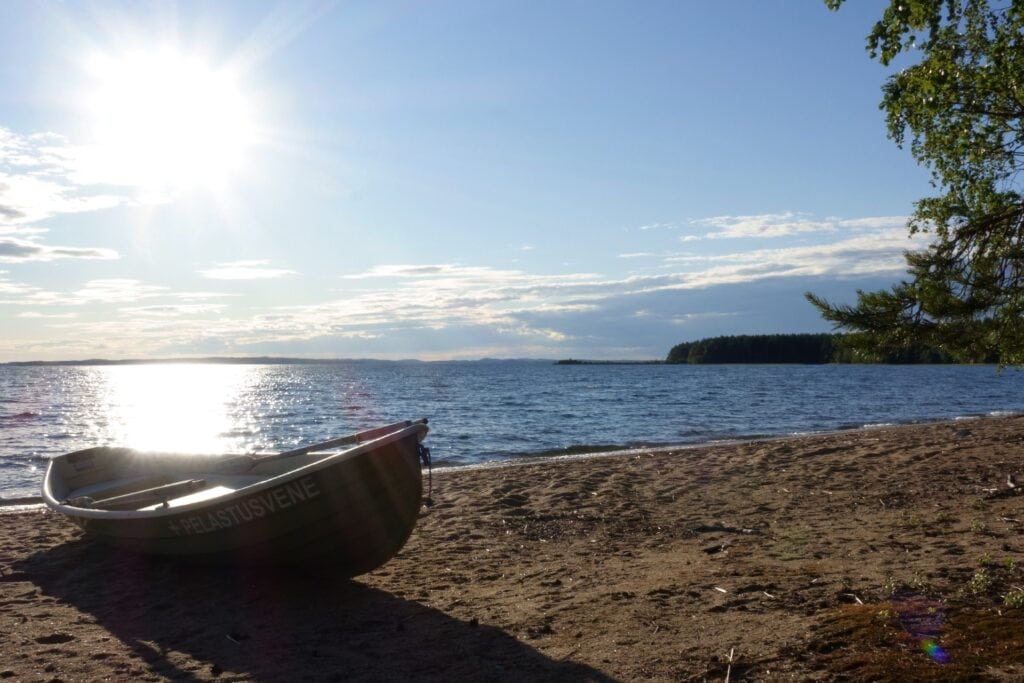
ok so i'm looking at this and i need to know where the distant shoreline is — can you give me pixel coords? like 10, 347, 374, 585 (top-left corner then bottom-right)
1, 357, 1002, 367
554, 359, 664, 365
0, 357, 557, 367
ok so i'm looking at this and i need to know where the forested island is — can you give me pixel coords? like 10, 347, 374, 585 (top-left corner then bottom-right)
664, 333, 984, 364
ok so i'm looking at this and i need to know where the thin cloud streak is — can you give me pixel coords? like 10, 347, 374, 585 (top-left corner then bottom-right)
0, 274, 233, 309
0, 236, 118, 263
17, 311, 78, 319
200, 260, 296, 280
118, 303, 229, 318
694, 211, 835, 239
689, 211, 909, 240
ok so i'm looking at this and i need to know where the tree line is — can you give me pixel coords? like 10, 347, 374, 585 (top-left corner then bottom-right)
663, 334, 988, 364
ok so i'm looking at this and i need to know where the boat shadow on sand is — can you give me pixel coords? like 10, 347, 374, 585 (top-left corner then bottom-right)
15, 538, 615, 682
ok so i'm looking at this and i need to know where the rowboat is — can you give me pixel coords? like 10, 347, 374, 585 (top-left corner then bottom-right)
42, 419, 431, 575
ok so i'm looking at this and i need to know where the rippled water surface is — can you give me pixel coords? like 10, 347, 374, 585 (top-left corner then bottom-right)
2, 361, 1023, 498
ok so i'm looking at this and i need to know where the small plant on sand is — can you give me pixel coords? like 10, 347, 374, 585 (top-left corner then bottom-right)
1004, 558, 1017, 572
899, 513, 924, 528
875, 608, 896, 624
883, 576, 899, 596
970, 519, 988, 533
1004, 589, 1024, 609
908, 571, 930, 592
968, 569, 991, 595
978, 553, 993, 567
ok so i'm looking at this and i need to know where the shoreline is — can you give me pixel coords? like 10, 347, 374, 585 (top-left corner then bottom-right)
4, 412, 1017, 508
3, 414, 1024, 679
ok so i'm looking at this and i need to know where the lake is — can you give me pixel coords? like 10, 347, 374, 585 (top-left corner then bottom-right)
1, 361, 1022, 499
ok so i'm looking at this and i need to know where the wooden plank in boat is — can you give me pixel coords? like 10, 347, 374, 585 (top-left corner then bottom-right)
139, 485, 236, 511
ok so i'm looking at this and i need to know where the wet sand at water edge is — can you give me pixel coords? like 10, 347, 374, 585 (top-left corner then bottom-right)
2, 415, 1024, 681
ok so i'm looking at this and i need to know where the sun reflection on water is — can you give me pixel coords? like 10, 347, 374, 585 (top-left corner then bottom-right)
95, 364, 259, 453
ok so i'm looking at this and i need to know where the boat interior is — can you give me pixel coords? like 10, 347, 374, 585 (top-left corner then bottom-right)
49, 448, 334, 512
45, 420, 427, 514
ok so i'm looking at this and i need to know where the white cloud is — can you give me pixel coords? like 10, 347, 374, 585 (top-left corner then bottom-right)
0, 171, 122, 225
119, 303, 229, 317
341, 264, 478, 279
174, 291, 239, 301
0, 269, 235, 311
0, 127, 140, 263
266, 264, 615, 346
320, 235, 915, 335
662, 229, 926, 289
0, 128, 129, 226
0, 236, 119, 263
199, 260, 295, 280
302, 220, 922, 339
17, 311, 78, 319
0, 224, 47, 237
834, 216, 911, 230
0, 274, 61, 305
339, 264, 601, 299
636, 212, 909, 242
0, 205, 929, 360
689, 211, 909, 240
693, 211, 834, 239
73, 279, 169, 305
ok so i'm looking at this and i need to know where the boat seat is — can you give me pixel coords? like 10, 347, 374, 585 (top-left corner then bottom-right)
85, 479, 209, 511
67, 474, 175, 503
201, 473, 266, 489
136, 475, 266, 511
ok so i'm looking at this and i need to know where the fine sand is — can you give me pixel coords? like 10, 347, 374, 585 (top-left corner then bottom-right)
2, 416, 1024, 681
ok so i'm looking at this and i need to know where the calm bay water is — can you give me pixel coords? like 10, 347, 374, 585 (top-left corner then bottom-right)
1, 361, 1022, 499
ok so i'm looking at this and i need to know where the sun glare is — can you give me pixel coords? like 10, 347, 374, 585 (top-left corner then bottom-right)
97, 364, 257, 453
83, 48, 256, 191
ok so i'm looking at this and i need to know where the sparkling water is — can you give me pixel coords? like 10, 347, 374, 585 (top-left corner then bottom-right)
1, 361, 1022, 499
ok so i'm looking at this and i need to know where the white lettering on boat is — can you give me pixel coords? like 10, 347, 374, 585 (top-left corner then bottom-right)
166, 476, 321, 537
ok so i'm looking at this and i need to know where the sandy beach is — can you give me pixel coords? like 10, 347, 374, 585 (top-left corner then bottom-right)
3, 416, 1024, 681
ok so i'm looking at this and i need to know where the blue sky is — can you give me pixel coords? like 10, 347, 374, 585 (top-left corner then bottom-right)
0, 1, 934, 361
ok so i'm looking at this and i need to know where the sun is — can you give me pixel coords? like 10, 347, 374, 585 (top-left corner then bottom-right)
82, 48, 257, 192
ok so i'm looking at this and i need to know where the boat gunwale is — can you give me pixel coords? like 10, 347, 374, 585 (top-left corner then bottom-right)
42, 422, 427, 521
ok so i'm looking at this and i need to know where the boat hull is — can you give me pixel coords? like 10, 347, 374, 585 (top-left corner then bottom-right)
46, 426, 426, 575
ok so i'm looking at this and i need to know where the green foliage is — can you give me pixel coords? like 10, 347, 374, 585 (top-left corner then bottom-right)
969, 568, 992, 595
666, 333, 839, 364
664, 333, 958, 364
809, 1, 1024, 366
907, 571, 931, 591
